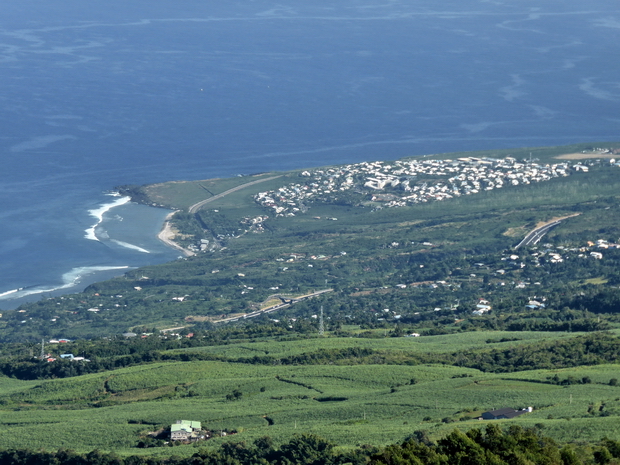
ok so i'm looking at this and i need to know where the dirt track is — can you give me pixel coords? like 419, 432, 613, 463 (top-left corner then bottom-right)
554, 152, 616, 160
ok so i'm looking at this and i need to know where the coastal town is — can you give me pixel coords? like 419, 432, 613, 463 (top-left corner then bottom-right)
21, 228, 615, 346
5, 148, 620, 346
254, 152, 620, 217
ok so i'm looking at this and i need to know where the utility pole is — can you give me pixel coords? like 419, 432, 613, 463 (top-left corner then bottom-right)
319, 306, 325, 336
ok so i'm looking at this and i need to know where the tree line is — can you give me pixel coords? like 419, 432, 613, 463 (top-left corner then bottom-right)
2, 426, 620, 464
2, 332, 620, 381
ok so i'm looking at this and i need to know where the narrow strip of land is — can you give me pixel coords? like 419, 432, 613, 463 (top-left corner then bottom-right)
188, 175, 282, 213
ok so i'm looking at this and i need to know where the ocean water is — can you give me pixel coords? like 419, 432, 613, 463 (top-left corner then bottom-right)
1, 0, 619, 309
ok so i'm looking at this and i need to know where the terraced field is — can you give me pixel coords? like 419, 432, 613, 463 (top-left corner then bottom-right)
2, 331, 620, 456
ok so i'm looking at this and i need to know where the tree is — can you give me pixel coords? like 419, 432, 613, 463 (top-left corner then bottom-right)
254, 436, 276, 462
438, 429, 503, 465
226, 389, 243, 401
559, 446, 581, 465
277, 434, 335, 465
593, 447, 613, 465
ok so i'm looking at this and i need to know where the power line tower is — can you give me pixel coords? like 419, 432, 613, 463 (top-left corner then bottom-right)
40, 339, 45, 360
318, 306, 325, 336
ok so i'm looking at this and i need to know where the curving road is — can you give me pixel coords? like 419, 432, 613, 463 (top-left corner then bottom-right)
214, 289, 334, 324
188, 175, 282, 213
514, 214, 580, 249
515, 221, 561, 249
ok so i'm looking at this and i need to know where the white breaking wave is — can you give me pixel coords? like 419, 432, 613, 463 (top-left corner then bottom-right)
111, 240, 150, 253
61, 265, 130, 286
0, 288, 23, 298
84, 195, 131, 241
0, 266, 130, 300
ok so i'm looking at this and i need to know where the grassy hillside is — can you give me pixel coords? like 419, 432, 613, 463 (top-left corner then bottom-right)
2, 137, 620, 461
1, 331, 620, 456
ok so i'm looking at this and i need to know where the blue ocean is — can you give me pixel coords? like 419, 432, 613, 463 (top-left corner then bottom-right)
1, 0, 619, 309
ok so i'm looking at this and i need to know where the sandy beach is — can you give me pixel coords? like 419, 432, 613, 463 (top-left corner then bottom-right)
153, 177, 281, 258
157, 212, 195, 257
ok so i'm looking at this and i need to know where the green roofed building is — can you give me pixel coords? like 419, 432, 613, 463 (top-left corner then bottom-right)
170, 420, 204, 441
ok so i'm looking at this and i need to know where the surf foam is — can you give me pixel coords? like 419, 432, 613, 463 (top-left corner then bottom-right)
0, 266, 130, 300
85, 195, 131, 241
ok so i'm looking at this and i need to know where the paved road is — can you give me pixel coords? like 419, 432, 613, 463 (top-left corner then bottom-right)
188, 175, 282, 213
214, 289, 334, 324
515, 213, 580, 249
515, 221, 562, 249
160, 325, 187, 333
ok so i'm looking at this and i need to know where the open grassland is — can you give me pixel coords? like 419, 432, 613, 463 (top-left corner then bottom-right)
140, 173, 292, 211
1, 332, 620, 455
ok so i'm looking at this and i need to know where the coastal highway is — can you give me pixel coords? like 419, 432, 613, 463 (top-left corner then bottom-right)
514, 213, 581, 249
188, 175, 282, 213
157, 289, 333, 332
214, 288, 333, 324
515, 221, 561, 249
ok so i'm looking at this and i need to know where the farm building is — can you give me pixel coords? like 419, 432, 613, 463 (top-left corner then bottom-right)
481, 407, 532, 420
170, 420, 205, 441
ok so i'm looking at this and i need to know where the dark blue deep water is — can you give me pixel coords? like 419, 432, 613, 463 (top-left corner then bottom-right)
1, 0, 619, 308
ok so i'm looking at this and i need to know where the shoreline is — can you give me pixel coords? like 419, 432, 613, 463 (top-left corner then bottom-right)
157, 212, 195, 257
153, 175, 283, 257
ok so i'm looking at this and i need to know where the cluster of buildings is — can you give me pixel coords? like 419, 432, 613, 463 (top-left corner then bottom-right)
170, 420, 208, 442
481, 407, 533, 420
253, 156, 604, 217
370, 235, 616, 317
44, 353, 89, 363
498, 238, 617, 269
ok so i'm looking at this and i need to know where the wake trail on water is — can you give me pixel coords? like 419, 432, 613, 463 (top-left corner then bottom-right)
110, 239, 150, 253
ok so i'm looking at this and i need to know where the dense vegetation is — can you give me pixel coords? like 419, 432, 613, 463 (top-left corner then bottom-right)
3, 327, 620, 381
2, 329, 620, 454
3, 426, 620, 464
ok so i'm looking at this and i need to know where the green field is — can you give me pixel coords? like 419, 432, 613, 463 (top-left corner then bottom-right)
168, 330, 581, 358
2, 331, 620, 456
